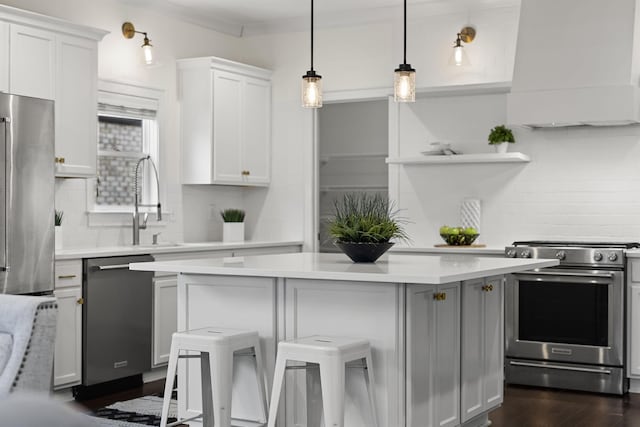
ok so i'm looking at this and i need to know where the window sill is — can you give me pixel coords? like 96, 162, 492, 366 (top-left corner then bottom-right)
87, 209, 173, 227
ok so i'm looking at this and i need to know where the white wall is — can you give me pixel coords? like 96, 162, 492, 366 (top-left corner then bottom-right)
240, 6, 519, 248
3, 0, 251, 247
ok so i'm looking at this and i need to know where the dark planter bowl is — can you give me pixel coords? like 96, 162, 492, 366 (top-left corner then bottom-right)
334, 241, 394, 263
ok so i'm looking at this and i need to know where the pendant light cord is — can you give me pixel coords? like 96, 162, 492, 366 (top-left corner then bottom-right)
311, 0, 314, 71
403, 0, 407, 64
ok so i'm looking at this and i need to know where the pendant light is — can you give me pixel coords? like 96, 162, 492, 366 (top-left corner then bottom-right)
302, 0, 322, 108
394, 0, 415, 103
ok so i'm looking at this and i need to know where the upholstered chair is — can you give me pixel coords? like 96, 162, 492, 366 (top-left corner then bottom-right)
0, 294, 58, 395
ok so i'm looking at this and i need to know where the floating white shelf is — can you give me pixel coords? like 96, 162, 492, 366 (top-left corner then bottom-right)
319, 185, 388, 192
320, 152, 387, 164
386, 152, 530, 165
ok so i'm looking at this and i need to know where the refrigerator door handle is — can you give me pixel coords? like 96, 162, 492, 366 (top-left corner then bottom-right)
0, 116, 9, 273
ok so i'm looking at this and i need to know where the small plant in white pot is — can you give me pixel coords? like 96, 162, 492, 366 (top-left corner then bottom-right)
55, 210, 63, 250
221, 209, 245, 242
488, 125, 515, 154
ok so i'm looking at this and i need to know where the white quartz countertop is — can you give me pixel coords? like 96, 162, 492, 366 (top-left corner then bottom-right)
390, 245, 505, 256
55, 240, 303, 260
129, 252, 558, 285
625, 249, 640, 258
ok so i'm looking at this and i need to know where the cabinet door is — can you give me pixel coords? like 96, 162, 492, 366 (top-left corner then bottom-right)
9, 24, 55, 100
53, 286, 82, 388
435, 282, 461, 427
242, 77, 271, 185
153, 276, 178, 366
55, 34, 97, 176
483, 276, 504, 410
0, 22, 8, 93
407, 283, 460, 427
630, 284, 640, 376
461, 278, 485, 422
212, 69, 243, 183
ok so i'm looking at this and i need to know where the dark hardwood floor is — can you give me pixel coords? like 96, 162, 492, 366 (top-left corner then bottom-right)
73, 380, 640, 426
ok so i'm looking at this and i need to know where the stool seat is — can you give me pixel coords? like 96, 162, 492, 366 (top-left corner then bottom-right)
267, 335, 378, 427
160, 327, 268, 427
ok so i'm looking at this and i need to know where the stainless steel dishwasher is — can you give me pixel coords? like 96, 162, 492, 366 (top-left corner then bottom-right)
83, 255, 154, 386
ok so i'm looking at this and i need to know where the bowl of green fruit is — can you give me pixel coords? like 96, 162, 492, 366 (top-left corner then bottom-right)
439, 225, 479, 246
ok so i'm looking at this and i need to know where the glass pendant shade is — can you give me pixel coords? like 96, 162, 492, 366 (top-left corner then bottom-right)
142, 37, 153, 65
449, 37, 470, 67
302, 71, 322, 108
394, 65, 415, 102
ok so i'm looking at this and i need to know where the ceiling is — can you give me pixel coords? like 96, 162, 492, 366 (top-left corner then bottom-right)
119, 0, 519, 37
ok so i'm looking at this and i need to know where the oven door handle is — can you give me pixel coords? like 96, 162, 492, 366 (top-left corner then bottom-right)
509, 360, 612, 375
513, 270, 614, 279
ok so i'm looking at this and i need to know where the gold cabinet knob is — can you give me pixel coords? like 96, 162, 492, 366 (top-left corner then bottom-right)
482, 284, 495, 292
241, 170, 251, 176
76, 297, 84, 305
433, 292, 447, 301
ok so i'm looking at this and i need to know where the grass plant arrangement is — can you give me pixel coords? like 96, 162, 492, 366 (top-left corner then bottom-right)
487, 125, 515, 145
220, 208, 245, 223
328, 193, 407, 244
55, 210, 63, 226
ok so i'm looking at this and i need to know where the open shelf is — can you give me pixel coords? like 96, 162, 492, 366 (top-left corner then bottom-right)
386, 152, 530, 165
319, 185, 388, 192
320, 152, 387, 164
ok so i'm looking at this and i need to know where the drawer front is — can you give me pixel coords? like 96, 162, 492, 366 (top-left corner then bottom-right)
55, 260, 82, 288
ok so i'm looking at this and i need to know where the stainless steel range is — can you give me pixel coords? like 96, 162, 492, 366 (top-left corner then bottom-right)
504, 240, 640, 395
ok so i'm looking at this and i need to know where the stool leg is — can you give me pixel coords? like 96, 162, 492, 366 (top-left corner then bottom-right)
266, 356, 287, 427
210, 348, 234, 427
319, 359, 346, 427
364, 353, 378, 427
252, 342, 269, 423
200, 352, 214, 427
160, 341, 179, 427
306, 363, 323, 427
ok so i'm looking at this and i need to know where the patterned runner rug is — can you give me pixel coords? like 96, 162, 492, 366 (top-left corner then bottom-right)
90, 393, 181, 427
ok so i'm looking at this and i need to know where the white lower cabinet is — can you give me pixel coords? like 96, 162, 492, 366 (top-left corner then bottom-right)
406, 282, 461, 427
53, 286, 82, 388
629, 282, 640, 377
461, 276, 504, 423
153, 276, 177, 366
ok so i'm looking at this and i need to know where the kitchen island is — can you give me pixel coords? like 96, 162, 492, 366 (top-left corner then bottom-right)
130, 252, 558, 427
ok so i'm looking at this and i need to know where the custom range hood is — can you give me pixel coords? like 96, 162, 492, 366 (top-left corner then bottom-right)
507, 0, 640, 127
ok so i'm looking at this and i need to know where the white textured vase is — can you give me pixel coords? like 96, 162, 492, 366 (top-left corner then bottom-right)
495, 143, 509, 154
223, 222, 245, 242
460, 198, 481, 232
55, 226, 62, 250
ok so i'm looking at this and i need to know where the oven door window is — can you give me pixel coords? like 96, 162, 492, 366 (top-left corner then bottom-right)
518, 280, 608, 346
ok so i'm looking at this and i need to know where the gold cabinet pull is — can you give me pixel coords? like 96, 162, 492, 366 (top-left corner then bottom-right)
55, 157, 66, 164
76, 297, 84, 305
433, 292, 447, 301
57, 274, 77, 279
241, 170, 251, 176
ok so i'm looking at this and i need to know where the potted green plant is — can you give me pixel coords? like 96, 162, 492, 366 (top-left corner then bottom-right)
221, 208, 245, 242
327, 193, 407, 262
55, 210, 63, 250
488, 124, 515, 154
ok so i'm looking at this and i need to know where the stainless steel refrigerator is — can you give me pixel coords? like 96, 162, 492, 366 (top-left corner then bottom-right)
0, 93, 54, 295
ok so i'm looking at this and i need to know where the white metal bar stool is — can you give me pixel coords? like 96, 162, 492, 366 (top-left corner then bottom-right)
267, 335, 378, 427
160, 327, 268, 427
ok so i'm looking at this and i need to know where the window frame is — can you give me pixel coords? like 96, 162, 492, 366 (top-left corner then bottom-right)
87, 80, 165, 222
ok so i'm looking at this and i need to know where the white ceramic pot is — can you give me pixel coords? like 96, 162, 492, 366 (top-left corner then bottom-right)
55, 226, 62, 250
494, 143, 509, 154
223, 222, 245, 242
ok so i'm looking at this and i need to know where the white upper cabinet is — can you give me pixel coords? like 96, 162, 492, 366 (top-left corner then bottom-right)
179, 57, 272, 186
0, 6, 107, 177
55, 34, 98, 177
9, 24, 56, 100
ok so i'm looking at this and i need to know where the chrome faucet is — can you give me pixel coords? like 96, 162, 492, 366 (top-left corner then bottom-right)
132, 155, 162, 245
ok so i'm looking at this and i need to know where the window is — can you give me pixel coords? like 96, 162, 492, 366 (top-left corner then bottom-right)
92, 80, 162, 214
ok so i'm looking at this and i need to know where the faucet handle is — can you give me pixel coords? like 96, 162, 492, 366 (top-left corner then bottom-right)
141, 212, 149, 229
152, 232, 161, 245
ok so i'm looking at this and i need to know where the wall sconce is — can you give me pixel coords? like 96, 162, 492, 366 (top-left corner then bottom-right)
122, 22, 154, 65
449, 26, 475, 67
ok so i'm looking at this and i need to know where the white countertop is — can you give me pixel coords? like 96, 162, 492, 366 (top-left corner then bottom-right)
390, 245, 505, 256
626, 249, 640, 258
130, 252, 558, 285
55, 240, 303, 260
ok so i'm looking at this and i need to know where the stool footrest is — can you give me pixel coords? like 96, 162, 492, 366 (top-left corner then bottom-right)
167, 413, 202, 427
177, 354, 202, 359
285, 363, 367, 371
